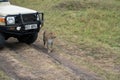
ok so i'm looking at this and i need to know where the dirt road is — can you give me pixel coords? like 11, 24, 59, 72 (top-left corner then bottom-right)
0, 38, 102, 80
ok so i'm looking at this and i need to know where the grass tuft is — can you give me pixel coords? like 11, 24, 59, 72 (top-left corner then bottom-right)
54, 0, 120, 11
0, 70, 10, 80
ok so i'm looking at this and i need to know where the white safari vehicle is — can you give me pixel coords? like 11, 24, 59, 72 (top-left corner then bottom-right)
0, 0, 44, 47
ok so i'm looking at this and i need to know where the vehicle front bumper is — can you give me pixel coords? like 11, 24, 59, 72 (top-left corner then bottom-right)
0, 23, 41, 35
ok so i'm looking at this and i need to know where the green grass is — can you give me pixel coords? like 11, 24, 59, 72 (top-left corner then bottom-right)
0, 70, 10, 80
10, 0, 120, 80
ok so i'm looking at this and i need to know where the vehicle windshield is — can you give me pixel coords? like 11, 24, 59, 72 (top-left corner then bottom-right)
0, 0, 8, 2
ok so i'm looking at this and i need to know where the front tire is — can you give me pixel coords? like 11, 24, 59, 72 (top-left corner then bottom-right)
17, 33, 38, 45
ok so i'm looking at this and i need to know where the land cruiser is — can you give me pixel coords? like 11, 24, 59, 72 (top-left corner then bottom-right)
0, 0, 44, 47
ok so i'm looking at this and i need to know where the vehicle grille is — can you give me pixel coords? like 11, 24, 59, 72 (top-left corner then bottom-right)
15, 13, 37, 24
22, 14, 37, 23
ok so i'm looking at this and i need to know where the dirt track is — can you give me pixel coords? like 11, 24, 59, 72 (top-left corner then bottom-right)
0, 38, 102, 80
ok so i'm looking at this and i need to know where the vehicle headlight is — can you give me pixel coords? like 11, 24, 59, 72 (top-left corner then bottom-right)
6, 17, 15, 24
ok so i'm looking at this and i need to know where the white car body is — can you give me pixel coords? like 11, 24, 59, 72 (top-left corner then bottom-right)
0, 2, 37, 16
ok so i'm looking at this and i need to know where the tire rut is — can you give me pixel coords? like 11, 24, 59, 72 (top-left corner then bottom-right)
2, 37, 102, 80
5, 41, 80, 80
32, 42, 103, 80
0, 47, 38, 80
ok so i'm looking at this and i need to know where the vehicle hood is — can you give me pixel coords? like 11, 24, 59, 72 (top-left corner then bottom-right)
0, 5, 37, 16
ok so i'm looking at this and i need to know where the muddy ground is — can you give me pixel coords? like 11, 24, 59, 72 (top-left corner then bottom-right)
0, 35, 102, 80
